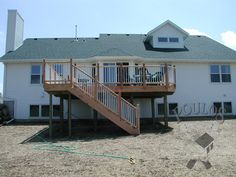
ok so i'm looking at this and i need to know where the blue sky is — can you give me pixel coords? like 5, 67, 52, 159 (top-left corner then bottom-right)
0, 0, 236, 94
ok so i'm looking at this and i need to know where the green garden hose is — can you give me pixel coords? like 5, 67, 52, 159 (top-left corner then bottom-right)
33, 136, 135, 163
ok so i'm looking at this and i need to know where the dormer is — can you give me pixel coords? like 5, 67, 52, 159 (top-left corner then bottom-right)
145, 20, 189, 49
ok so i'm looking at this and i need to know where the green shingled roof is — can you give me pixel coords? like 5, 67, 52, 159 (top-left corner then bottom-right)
1, 34, 236, 61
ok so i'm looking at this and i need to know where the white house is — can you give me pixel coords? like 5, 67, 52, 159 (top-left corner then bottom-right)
1, 10, 236, 135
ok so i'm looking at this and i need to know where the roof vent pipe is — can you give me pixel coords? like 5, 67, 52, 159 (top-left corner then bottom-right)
74, 25, 78, 41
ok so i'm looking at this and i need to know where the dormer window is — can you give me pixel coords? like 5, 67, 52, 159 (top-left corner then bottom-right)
144, 20, 189, 49
158, 37, 168, 42
169, 37, 179, 43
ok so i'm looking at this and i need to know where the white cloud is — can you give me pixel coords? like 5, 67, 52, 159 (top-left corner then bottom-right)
184, 28, 209, 37
221, 31, 236, 50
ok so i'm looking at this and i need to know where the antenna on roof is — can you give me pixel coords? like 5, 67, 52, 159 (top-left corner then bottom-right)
75, 25, 78, 41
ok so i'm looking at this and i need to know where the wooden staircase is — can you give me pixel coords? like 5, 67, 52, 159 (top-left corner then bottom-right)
43, 61, 140, 135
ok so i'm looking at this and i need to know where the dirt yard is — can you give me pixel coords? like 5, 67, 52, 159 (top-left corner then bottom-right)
0, 120, 236, 177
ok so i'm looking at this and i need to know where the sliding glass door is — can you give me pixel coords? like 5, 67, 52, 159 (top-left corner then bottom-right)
103, 63, 117, 84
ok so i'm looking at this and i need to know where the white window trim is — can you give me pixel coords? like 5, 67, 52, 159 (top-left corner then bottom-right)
212, 101, 233, 115
30, 64, 43, 85
209, 64, 231, 84
169, 37, 179, 43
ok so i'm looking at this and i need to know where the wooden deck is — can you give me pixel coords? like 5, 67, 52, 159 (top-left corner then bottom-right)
43, 61, 176, 97
43, 60, 176, 136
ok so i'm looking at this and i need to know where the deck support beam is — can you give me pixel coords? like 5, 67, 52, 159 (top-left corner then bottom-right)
151, 98, 155, 127
49, 93, 53, 138
68, 93, 72, 137
163, 95, 168, 127
60, 97, 64, 133
93, 110, 98, 132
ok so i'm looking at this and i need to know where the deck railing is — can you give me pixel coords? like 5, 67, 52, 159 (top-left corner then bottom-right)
44, 61, 71, 84
76, 64, 176, 86
44, 60, 139, 128
44, 61, 176, 87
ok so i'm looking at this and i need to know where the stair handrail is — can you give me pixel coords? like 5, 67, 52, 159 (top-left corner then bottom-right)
72, 64, 138, 127
72, 64, 136, 109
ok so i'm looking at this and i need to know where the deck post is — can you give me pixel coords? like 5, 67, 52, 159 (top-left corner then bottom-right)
49, 64, 51, 84
163, 95, 168, 127
120, 63, 123, 86
68, 93, 72, 137
118, 92, 122, 119
93, 109, 98, 132
143, 64, 146, 86
60, 97, 64, 133
43, 59, 45, 84
151, 98, 155, 127
70, 58, 73, 87
49, 93, 53, 138
94, 75, 98, 99
174, 65, 176, 85
96, 63, 100, 81
164, 64, 169, 87
136, 104, 140, 134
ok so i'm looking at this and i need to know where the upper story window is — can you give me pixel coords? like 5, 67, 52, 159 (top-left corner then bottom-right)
158, 37, 168, 42
157, 37, 179, 43
221, 65, 231, 82
31, 65, 41, 84
53, 64, 63, 76
169, 37, 179, 42
210, 64, 231, 83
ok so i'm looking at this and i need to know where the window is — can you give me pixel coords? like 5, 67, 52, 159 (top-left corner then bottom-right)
213, 102, 222, 113
158, 37, 168, 42
213, 102, 232, 114
31, 65, 41, 84
53, 105, 60, 117
41, 105, 49, 117
169, 103, 178, 115
210, 64, 231, 83
53, 64, 63, 76
30, 105, 39, 117
40, 105, 60, 117
224, 102, 232, 113
103, 63, 117, 84
221, 65, 231, 82
157, 103, 164, 115
210, 65, 220, 82
169, 37, 179, 43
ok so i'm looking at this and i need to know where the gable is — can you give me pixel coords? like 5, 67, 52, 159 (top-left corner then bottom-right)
145, 20, 189, 49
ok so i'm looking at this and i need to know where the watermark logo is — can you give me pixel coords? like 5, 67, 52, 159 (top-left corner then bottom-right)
171, 103, 225, 170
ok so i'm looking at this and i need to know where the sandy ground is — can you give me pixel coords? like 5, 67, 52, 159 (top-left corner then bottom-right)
0, 120, 236, 177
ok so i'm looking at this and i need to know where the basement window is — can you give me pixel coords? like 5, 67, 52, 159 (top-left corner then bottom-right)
41, 105, 49, 117
30, 105, 39, 117
53, 105, 60, 117
157, 103, 164, 115
41, 105, 60, 117
169, 103, 178, 115
213, 102, 232, 114
224, 102, 232, 113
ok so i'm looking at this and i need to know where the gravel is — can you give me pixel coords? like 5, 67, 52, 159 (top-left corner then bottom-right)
0, 120, 236, 177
